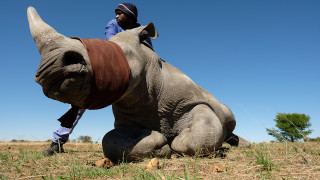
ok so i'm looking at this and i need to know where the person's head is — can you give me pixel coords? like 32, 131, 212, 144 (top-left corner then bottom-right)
115, 3, 138, 29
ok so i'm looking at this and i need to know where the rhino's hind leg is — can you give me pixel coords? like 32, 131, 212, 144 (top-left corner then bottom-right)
102, 126, 171, 163
219, 102, 236, 138
171, 104, 226, 155
219, 103, 251, 148
225, 133, 251, 148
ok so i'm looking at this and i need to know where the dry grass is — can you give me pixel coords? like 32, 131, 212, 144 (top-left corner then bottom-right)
0, 141, 319, 179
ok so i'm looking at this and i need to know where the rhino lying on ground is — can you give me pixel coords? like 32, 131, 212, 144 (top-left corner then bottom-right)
27, 7, 250, 163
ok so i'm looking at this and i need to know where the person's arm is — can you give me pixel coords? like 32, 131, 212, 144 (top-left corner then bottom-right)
105, 19, 119, 40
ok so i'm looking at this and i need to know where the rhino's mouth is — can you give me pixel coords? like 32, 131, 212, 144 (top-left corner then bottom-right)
44, 64, 89, 94
35, 51, 92, 106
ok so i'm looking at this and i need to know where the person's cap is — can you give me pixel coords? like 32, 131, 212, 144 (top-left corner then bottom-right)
115, 3, 138, 22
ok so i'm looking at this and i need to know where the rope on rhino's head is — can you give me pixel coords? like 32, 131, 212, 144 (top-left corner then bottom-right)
72, 37, 130, 110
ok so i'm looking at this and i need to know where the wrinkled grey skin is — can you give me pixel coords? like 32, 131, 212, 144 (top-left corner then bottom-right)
28, 7, 250, 163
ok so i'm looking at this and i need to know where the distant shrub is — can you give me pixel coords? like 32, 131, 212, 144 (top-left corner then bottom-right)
11, 139, 27, 142
308, 137, 320, 142
77, 136, 93, 143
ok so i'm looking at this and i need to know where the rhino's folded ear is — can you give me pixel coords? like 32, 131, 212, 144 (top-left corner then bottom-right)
139, 23, 158, 42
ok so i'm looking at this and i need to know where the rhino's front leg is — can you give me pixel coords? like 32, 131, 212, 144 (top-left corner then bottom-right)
102, 126, 171, 163
171, 104, 226, 155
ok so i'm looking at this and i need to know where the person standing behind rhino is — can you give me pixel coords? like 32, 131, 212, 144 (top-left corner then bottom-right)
43, 3, 152, 156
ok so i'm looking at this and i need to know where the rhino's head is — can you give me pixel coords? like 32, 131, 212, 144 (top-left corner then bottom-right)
28, 7, 92, 108
27, 7, 158, 109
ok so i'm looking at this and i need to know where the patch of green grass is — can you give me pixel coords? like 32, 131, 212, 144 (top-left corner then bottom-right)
20, 150, 43, 162
131, 167, 183, 180
194, 148, 205, 158
0, 152, 9, 162
184, 166, 199, 180
115, 162, 131, 178
254, 149, 274, 171
132, 168, 160, 180
258, 171, 275, 180
242, 150, 255, 158
55, 160, 118, 179
292, 145, 299, 153
0, 174, 9, 180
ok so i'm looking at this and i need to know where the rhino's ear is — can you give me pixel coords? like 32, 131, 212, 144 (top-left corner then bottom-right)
139, 22, 158, 42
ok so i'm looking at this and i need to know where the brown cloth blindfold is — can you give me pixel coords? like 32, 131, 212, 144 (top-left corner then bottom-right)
73, 37, 130, 110
58, 38, 130, 128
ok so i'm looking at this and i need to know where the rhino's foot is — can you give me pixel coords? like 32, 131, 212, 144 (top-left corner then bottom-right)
102, 126, 171, 163
224, 133, 251, 148
171, 104, 225, 155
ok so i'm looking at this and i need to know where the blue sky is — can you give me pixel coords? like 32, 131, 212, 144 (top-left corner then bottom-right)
0, 1, 319, 143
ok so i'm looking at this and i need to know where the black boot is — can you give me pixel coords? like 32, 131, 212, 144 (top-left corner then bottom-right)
42, 141, 65, 156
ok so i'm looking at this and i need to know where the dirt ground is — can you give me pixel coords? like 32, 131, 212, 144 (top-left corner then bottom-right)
0, 141, 319, 179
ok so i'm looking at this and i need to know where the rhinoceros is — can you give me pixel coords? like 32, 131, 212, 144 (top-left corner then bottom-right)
27, 7, 250, 163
